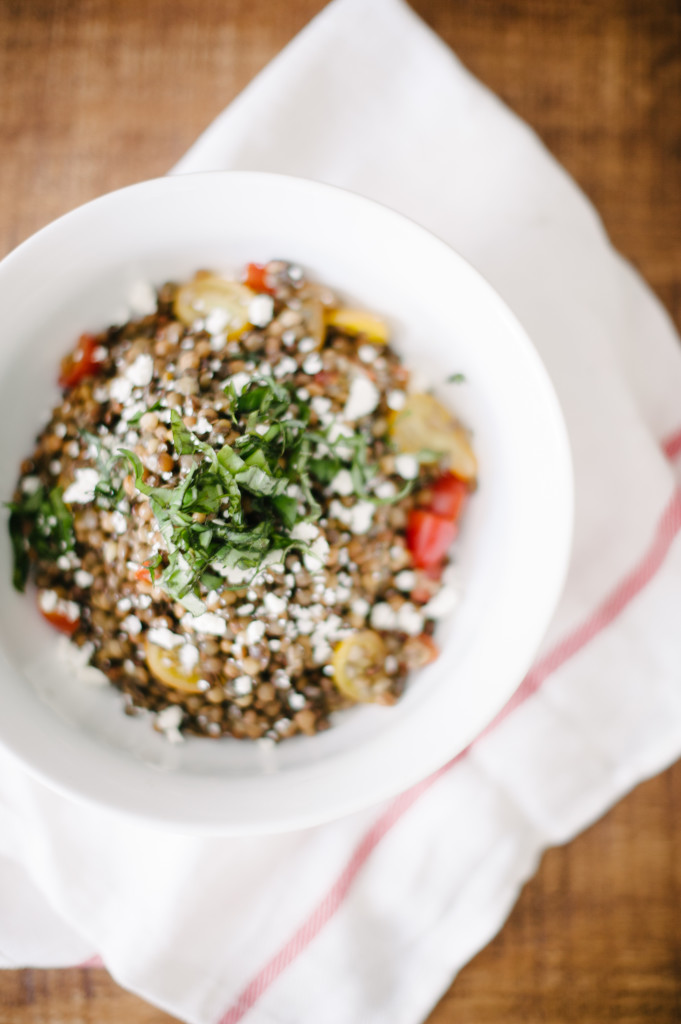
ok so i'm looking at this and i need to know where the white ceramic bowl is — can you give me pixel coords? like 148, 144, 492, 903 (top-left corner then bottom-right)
0, 172, 572, 834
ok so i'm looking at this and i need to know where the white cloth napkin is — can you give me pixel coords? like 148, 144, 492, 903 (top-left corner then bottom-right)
3, 1, 681, 1021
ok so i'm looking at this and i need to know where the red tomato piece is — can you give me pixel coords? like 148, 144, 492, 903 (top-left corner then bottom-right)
58, 333, 104, 390
428, 473, 468, 522
39, 606, 79, 635
134, 561, 154, 583
244, 263, 275, 295
406, 509, 457, 569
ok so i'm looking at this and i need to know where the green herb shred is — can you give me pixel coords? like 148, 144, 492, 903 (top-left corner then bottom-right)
117, 377, 413, 612
7, 484, 75, 592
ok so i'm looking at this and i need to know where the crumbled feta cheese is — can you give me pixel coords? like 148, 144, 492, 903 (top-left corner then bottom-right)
273, 355, 298, 379
422, 585, 461, 620
54, 423, 67, 438
330, 469, 354, 496
233, 675, 253, 696
282, 329, 297, 347
343, 375, 379, 420
311, 395, 332, 417
117, 597, 132, 613
128, 280, 157, 317
326, 421, 355, 460
203, 308, 231, 335
125, 353, 154, 387
184, 612, 227, 636
298, 336, 317, 354
156, 705, 184, 743
229, 371, 251, 396
122, 614, 142, 636
236, 603, 255, 616
304, 535, 330, 571
351, 597, 370, 618
246, 620, 266, 645
396, 602, 424, 635
109, 376, 133, 404
370, 602, 398, 630
49, 461, 62, 476
178, 643, 200, 671
157, 705, 183, 729
74, 569, 94, 588
394, 570, 417, 592
63, 468, 101, 504
147, 627, 184, 649
65, 440, 80, 458
38, 589, 58, 614
358, 344, 378, 363
249, 294, 275, 327
291, 521, 320, 542
349, 501, 375, 535
219, 565, 252, 585
386, 389, 406, 411
288, 692, 306, 710
296, 387, 310, 400
302, 352, 323, 375
374, 480, 397, 499
111, 511, 127, 534
194, 416, 212, 436
394, 454, 419, 480
263, 593, 287, 617
21, 476, 41, 495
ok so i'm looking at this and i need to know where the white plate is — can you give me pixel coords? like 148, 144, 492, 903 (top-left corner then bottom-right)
0, 172, 572, 834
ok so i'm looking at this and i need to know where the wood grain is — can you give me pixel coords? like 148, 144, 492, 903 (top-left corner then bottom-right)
0, 1, 680, 1022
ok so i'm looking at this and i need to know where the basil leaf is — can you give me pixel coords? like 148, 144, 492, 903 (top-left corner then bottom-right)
309, 456, 341, 486
272, 494, 298, 529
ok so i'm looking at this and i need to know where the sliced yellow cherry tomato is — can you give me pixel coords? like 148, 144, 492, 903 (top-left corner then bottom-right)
389, 392, 477, 483
145, 637, 204, 694
325, 307, 389, 344
332, 630, 393, 704
174, 272, 255, 339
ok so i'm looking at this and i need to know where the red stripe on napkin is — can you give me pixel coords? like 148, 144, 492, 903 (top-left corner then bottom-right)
217, 485, 681, 1024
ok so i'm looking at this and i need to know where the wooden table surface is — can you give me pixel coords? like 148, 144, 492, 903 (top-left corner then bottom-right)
1, 1, 680, 1021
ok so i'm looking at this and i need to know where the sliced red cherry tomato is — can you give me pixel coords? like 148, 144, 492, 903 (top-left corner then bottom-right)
244, 262, 275, 295
406, 509, 457, 569
427, 473, 468, 522
39, 606, 79, 635
134, 559, 155, 583
58, 333, 104, 390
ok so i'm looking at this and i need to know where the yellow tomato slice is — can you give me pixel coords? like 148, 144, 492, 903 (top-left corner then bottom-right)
389, 392, 477, 483
332, 630, 393, 704
174, 273, 255, 339
145, 637, 204, 694
325, 308, 389, 344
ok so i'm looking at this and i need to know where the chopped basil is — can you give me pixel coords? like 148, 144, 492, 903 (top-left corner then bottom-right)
7, 483, 75, 591
81, 431, 126, 509
120, 379, 415, 610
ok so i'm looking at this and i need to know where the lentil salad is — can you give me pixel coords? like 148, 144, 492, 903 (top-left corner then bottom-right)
8, 261, 476, 743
